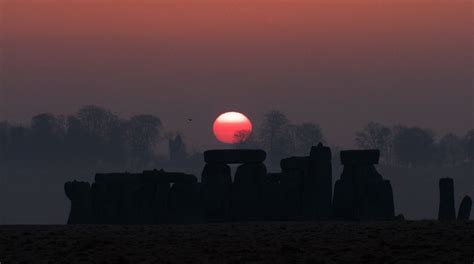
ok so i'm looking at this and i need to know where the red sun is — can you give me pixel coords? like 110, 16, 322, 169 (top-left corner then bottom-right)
213, 112, 253, 144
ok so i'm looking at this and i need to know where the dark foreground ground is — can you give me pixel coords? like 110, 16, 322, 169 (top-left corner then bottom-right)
1, 221, 473, 264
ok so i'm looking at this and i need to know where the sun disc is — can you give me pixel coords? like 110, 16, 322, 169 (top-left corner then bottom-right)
213, 112, 253, 144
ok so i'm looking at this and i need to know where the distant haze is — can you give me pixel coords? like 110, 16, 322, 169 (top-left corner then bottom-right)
1, 0, 472, 150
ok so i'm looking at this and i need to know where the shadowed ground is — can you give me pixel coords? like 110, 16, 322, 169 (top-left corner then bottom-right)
1, 221, 473, 264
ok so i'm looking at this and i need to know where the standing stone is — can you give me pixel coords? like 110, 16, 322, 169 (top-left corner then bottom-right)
332, 149, 395, 221
262, 173, 282, 221
280, 157, 307, 220
154, 182, 171, 224
438, 178, 456, 221
308, 143, 332, 220
90, 182, 108, 224
374, 180, 395, 220
457, 195, 472, 220
231, 163, 266, 221
332, 178, 355, 220
169, 174, 201, 224
201, 163, 232, 222
64, 181, 91, 224
143, 169, 171, 224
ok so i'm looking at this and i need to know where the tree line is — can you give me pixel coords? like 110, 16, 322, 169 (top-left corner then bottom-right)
1, 106, 472, 170
355, 122, 474, 167
239, 111, 473, 168
0, 105, 162, 169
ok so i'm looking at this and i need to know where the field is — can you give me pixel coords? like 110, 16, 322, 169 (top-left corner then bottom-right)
1, 221, 473, 264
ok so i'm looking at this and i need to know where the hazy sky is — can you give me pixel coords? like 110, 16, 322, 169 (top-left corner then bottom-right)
1, 0, 472, 150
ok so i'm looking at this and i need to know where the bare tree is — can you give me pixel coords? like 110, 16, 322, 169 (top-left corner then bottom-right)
465, 129, 474, 162
126, 114, 162, 169
438, 133, 465, 167
355, 122, 392, 164
259, 110, 292, 163
392, 126, 436, 167
293, 122, 324, 155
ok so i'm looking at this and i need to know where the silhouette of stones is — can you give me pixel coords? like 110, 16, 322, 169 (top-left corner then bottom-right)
90, 181, 109, 224
65, 169, 206, 224
308, 144, 332, 220
231, 163, 267, 221
340, 150, 379, 165
64, 147, 404, 224
438, 178, 456, 221
201, 163, 232, 222
333, 149, 395, 221
204, 149, 266, 164
201, 149, 268, 222
64, 181, 91, 224
278, 143, 333, 221
280, 156, 307, 220
262, 173, 282, 220
169, 174, 201, 224
457, 195, 472, 220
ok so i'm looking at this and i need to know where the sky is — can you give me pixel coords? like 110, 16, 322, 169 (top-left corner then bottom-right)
0, 0, 472, 150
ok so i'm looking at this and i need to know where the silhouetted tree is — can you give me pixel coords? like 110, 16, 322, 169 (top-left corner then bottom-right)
0, 122, 8, 161
233, 129, 258, 149
464, 129, 474, 162
126, 114, 162, 168
234, 129, 251, 143
76, 105, 126, 164
355, 122, 392, 164
30, 113, 66, 160
259, 111, 292, 164
168, 132, 187, 162
5, 124, 29, 160
392, 126, 436, 167
293, 122, 324, 155
438, 133, 465, 166
64, 115, 87, 161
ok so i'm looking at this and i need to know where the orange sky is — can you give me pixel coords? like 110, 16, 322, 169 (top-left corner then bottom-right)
1, 0, 472, 149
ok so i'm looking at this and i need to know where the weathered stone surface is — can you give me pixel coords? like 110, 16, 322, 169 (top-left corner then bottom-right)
201, 163, 232, 222
340, 150, 379, 165
438, 178, 456, 221
204, 149, 266, 164
457, 195, 472, 220
64, 181, 91, 224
